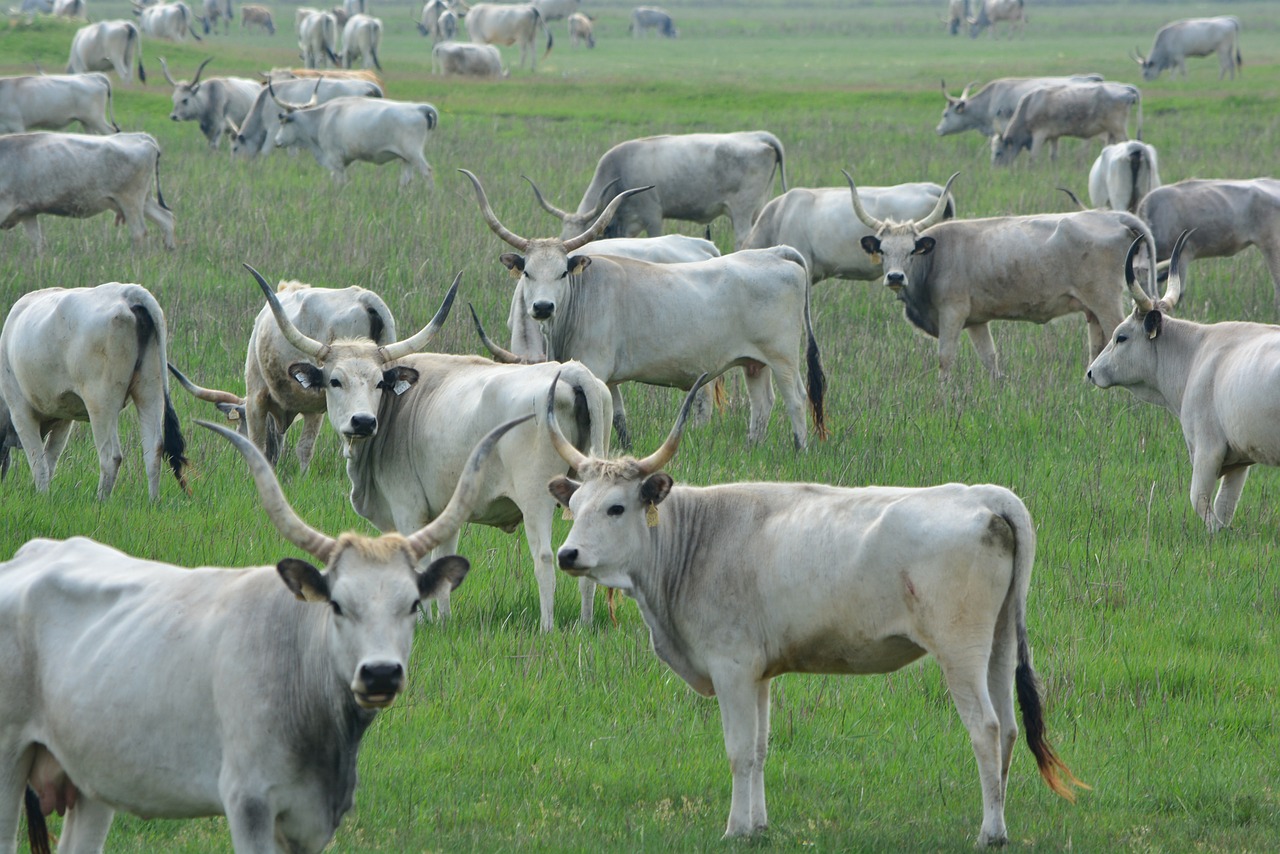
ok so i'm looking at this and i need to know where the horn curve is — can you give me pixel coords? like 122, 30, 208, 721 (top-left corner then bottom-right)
189, 56, 213, 87
1123, 236, 1155, 312
377, 272, 460, 362
545, 370, 590, 472
469, 303, 539, 364
917, 172, 960, 229
460, 169, 530, 251
168, 362, 245, 405
1162, 229, 1191, 309
842, 169, 885, 231
523, 175, 571, 221
562, 184, 653, 252
159, 56, 177, 86
244, 263, 331, 360
633, 372, 712, 476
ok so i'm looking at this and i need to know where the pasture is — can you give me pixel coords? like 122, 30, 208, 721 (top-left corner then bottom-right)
2, 0, 1279, 849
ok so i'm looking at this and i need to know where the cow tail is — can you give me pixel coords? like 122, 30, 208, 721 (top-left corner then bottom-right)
105, 77, 121, 132
130, 25, 147, 84
1133, 87, 1143, 141
762, 132, 787, 193
154, 148, 170, 211
132, 301, 190, 492
538, 9, 554, 59
1127, 147, 1143, 211
25, 787, 51, 854
162, 388, 190, 492
803, 276, 827, 441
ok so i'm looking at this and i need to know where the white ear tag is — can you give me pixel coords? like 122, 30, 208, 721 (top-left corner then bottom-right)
293, 371, 314, 389
392, 379, 412, 396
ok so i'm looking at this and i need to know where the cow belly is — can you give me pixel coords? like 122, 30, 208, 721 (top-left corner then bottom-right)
764, 633, 927, 678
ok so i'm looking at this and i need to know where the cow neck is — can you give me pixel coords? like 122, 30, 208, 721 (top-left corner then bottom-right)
1148, 316, 1209, 417
897, 252, 939, 338
542, 272, 590, 362
345, 389, 404, 526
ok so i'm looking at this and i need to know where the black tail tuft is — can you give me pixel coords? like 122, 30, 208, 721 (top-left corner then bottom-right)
163, 391, 190, 493
806, 327, 827, 441
1016, 633, 1089, 801
25, 787, 51, 854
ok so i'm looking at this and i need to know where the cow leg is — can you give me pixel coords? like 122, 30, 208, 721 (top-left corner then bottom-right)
295, 412, 323, 473
987, 595, 1019, 801
1258, 244, 1280, 312
144, 197, 177, 250
743, 364, 775, 445
7, 405, 52, 492
1212, 465, 1251, 530
965, 324, 1002, 378
406, 152, 433, 188
247, 397, 281, 467
751, 678, 771, 830
131, 380, 167, 501
41, 420, 75, 476
937, 654, 1007, 847
86, 403, 125, 500
520, 494, 570, 632
0, 746, 35, 854
20, 219, 43, 255
609, 385, 631, 450
1189, 446, 1228, 532
57, 796, 115, 854
711, 667, 768, 838
937, 310, 968, 376
225, 792, 278, 854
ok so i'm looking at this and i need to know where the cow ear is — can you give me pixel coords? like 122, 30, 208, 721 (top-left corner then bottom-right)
954, 102, 965, 114
277, 558, 330, 603
548, 476, 580, 507
379, 366, 419, 396
859, 235, 881, 257
289, 362, 324, 390
567, 255, 592, 276
1143, 309, 1163, 340
500, 253, 525, 275
216, 402, 244, 422
640, 472, 673, 506
913, 237, 936, 256
418, 555, 469, 600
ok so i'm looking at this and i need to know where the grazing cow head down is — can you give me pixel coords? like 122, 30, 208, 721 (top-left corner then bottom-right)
244, 264, 458, 452
161, 55, 213, 122
990, 131, 1026, 167
460, 169, 651, 323
846, 170, 959, 291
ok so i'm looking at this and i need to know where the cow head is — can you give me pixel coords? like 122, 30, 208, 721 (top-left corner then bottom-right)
846, 170, 957, 292
161, 56, 213, 122
460, 169, 651, 324
168, 362, 247, 431
547, 371, 708, 591
1086, 231, 1184, 391
245, 263, 458, 454
935, 79, 975, 135
200, 413, 529, 709
525, 175, 624, 243
269, 78, 321, 148
990, 130, 1029, 167
1130, 47, 1161, 82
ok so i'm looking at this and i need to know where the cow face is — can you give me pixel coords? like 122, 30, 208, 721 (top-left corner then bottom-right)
289, 343, 419, 452
503, 241, 592, 322
274, 112, 303, 149
1086, 308, 1161, 393
169, 83, 207, 122
990, 133, 1025, 167
858, 224, 934, 292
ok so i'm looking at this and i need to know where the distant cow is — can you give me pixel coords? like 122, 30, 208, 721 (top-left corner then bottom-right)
629, 6, 675, 37
340, 14, 382, 70
240, 3, 274, 33
936, 75, 1104, 138
544, 375, 1085, 844
567, 12, 594, 47
1137, 178, 1280, 308
160, 57, 261, 149
533, 0, 577, 22
0, 282, 187, 500
0, 132, 175, 253
465, 3, 553, 71
298, 9, 340, 68
1088, 141, 1160, 213
992, 82, 1141, 167
228, 75, 382, 158
530, 131, 787, 249
968, 0, 1024, 38
200, 0, 231, 33
137, 2, 204, 42
1088, 232, 1280, 531
53, 0, 85, 18
1133, 17, 1241, 81
431, 41, 505, 78
418, 0, 457, 41
67, 20, 147, 84
945, 0, 968, 35
0, 73, 118, 135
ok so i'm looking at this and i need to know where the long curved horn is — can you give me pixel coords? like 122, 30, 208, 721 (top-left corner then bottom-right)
523, 175, 570, 220
1057, 186, 1087, 211
916, 172, 960, 229
940, 78, 958, 105
268, 79, 316, 112
159, 56, 177, 86
189, 55, 213, 87
378, 271, 459, 362
459, 169, 529, 251
582, 177, 622, 221
562, 185, 653, 252
842, 169, 884, 231
545, 371, 590, 471
468, 303, 538, 364
198, 420, 338, 560
1123, 236, 1155, 312
1163, 229, 1191, 308
404, 414, 533, 559
633, 372, 711, 476
168, 363, 245, 405
959, 80, 975, 100
244, 263, 331, 360
1131, 47, 1146, 65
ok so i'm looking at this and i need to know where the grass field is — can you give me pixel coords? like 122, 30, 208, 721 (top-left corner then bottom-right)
2, 0, 1280, 850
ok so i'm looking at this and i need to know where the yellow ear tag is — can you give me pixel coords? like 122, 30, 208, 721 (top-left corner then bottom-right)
561, 505, 574, 520
870, 252, 882, 265
645, 503, 659, 528
508, 266, 522, 279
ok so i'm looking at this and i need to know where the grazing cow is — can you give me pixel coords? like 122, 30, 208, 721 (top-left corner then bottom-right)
137, 2, 204, 42
298, 10, 341, 68
431, 41, 505, 78
0, 132, 175, 253
228, 75, 382, 158
262, 66, 382, 85
340, 13, 383, 71
936, 75, 1104, 138
240, 3, 274, 33
465, 3, 553, 71
567, 11, 594, 47
1088, 141, 1160, 213
544, 375, 1085, 844
1137, 178, 1280, 308
465, 170, 826, 450
945, 0, 968, 35
248, 267, 613, 632
1088, 232, 1280, 530
418, 0, 458, 42
67, 21, 146, 84
160, 57, 261, 149
529, 131, 787, 249
629, 6, 676, 37
847, 171, 1158, 377
0, 73, 118, 135
968, 0, 1023, 38
0, 283, 187, 500
533, 0, 576, 22
0, 415, 518, 854
992, 82, 1141, 167
167, 360, 277, 452
271, 86, 438, 186
199, 0, 231, 33
341, 0, 362, 17
743, 180, 956, 284
52, 0, 85, 18
1133, 17, 1241, 81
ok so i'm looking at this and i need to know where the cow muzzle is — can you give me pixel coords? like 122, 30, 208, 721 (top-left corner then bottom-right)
169, 113, 179, 121
345, 413, 378, 438
353, 661, 404, 709
530, 300, 555, 321
885, 271, 907, 292
557, 546, 584, 574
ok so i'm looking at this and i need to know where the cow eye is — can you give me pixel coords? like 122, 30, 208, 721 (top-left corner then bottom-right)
607, 504, 625, 517
330, 601, 344, 617
559, 270, 569, 279
329, 378, 342, 388
410, 600, 422, 616
1115, 334, 1128, 344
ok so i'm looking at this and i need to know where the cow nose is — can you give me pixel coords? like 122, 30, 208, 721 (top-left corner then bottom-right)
357, 662, 403, 695
557, 547, 578, 569
348, 414, 377, 436
885, 272, 906, 289
169, 114, 178, 121
530, 300, 555, 320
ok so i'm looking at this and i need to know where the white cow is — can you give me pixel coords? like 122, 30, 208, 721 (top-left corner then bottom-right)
418, 0, 457, 42
66, 20, 146, 84
465, 3, 552, 71
160, 57, 261, 149
340, 13, 383, 71
543, 375, 1085, 844
199, 0, 231, 33
533, 0, 576, 22
52, 0, 86, 18
1088, 141, 1160, 213
228, 75, 382, 158
936, 75, 1105, 138
1134, 16, 1241, 81
297, 9, 340, 68
137, 2, 204, 42
992, 82, 1141, 167
567, 11, 593, 47
0, 132, 175, 253
0, 73, 118, 135
629, 6, 676, 37
968, 0, 1023, 38
945, 0, 967, 34
0, 283, 187, 501
0, 415, 519, 853
431, 41, 505, 78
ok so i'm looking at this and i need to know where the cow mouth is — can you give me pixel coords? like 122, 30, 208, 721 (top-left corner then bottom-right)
529, 308, 553, 321
354, 691, 397, 709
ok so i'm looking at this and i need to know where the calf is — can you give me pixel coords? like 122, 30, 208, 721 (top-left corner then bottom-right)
567, 12, 594, 47
431, 41, 505, 78
240, 3, 275, 33
629, 6, 676, 37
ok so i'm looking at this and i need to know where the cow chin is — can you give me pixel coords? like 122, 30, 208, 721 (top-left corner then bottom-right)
353, 690, 398, 710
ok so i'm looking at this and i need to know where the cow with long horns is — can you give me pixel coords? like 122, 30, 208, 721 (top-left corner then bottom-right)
936, 75, 1103, 138
1132, 16, 1241, 81
161, 57, 261, 149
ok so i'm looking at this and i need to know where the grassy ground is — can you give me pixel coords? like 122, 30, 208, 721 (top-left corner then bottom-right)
2, 1, 1280, 850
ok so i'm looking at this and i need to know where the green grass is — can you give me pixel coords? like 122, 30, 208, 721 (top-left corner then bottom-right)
3, 1, 1280, 850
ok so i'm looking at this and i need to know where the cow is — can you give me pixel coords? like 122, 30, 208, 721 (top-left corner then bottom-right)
262, 66, 382, 85
52, 0, 85, 18
992, 82, 1141, 167
0, 283, 187, 501
0, 132, 175, 253
846, 171, 1159, 377
968, 0, 1023, 38
0, 414, 519, 854
742, 180, 956, 284
528, 131, 787, 250
418, 0, 458, 42
567, 11, 594, 47
246, 266, 613, 632
431, 41, 505, 78
340, 13, 383, 71
533, 0, 576, 23
464, 169, 826, 450
240, 3, 274, 33
1087, 231, 1280, 531
542, 373, 1086, 844
137, 2, 204, 42
228, 75, 382, 158
1088, 141, 1160, 213
465, 3, 552, 71
270, 86, 438, 186
944, 0, 968, 34
167, 360, 277, 452
936, 75, 1104, 138
340, 0, 362, 17
160, 57, 261, 149
0, 73, 118, 135
1133, 17, 1242, 81
1137, 178, 1280, 309
67, 21, 147, 84
629, 6, 675, 37
199, 0, 231, 33
298, 9, 340, 68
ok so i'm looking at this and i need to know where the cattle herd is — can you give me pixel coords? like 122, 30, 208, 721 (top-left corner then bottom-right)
0, 1, 1276, 851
